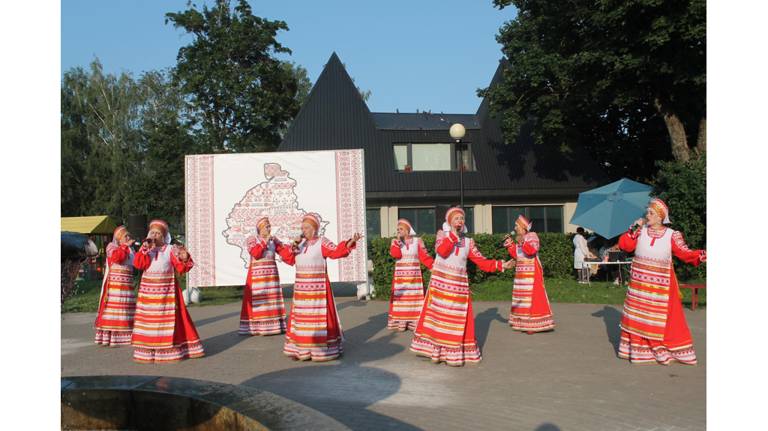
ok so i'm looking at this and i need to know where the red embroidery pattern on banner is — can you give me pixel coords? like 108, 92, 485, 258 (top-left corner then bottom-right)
223, 162, 329, 270
185, 155, 216, 287
334, 150, 366, 281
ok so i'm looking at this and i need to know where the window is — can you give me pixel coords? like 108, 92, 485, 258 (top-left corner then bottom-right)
366, 209, 381, 238
412, 144, 452, 171
393, 143, 476, 172
492, 206, 564, 233
398, 207, 436, 235
393, 145, 408, 170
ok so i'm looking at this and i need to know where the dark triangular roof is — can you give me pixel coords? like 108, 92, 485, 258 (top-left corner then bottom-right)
279, 53, 606, 203
279, 53, 379, 152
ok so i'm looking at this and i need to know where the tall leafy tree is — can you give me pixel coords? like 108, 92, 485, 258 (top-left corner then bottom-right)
61, 60, 196, 228
166, 0, 303, 153
487, 0, 705, 179
136, 70, 197, 231
61, 60, 147, 218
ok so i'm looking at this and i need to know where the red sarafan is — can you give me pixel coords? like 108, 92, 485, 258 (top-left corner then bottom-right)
279, 237, 356, 362
410, 207, 506, 367
617, 198, 705, 365
94, 225, 136, 347
131, 219, 204, 363
506, 230, 555, 333
239, 217, 288, 336
387, 218, 434, 332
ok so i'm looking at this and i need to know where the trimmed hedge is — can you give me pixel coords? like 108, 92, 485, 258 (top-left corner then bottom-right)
367, 233, 575, 299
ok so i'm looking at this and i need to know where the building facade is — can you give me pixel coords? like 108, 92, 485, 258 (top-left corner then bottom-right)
278, 53, 605, 238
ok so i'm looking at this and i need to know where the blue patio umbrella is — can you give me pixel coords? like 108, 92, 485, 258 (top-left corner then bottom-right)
569, 178, 653, 239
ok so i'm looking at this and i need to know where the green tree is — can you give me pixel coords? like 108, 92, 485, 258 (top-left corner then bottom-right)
136, 70, 197, 231
61, 60, 147, 218
165, 0, 303, 153
487, 0, 706, 179
61, 60, 195, 228
652, 153, 706, 280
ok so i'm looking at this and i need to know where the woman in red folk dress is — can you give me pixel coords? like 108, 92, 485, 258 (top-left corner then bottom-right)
131, 219, 204, 363
617, 198, 706, 365
94, 225, 137, 346
388, 218, 434, 331
239, 217, 288, 336
278, 213, 362, 362
410, 207, 514, 366
504, 215, 555, 334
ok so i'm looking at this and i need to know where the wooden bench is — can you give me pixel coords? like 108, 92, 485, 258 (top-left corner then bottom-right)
679, 283, 706, 310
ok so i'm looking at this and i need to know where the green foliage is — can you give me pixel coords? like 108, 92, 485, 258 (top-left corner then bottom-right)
652, 153, 706, 280
60, 61, 196, 232
165, 0, 303, 153
63, 2, 310, 230
487, 0, 706, 179
367, 233, 576, 298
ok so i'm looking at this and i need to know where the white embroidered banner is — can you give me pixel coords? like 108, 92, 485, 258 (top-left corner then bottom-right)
185, 149, 367, 287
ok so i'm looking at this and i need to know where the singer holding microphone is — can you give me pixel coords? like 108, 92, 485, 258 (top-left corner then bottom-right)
239, 216, 289, 336
387, 218, 434, 331
277, 212, 362, 361
94, 225, 137, 347
131, 219, 204, 363
410, 207, 514, 366
616, 198, 706, 365
504, 214, 555, 334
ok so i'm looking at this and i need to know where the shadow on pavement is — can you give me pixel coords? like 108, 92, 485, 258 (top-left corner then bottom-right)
200, 329, 258, 358
242, 365, 420, 431
474, 307, 507, 350
591, 306, 622, 355
194, 311, 241, 328
241, 311, 421, 430
535, 423, 562, 431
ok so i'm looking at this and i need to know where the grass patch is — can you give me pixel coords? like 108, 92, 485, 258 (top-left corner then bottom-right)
468, 276, 705, 307
62, 279, 104, 313
186, 286, 244, 307
62, 276, 246, 313
63, 275, 705, 313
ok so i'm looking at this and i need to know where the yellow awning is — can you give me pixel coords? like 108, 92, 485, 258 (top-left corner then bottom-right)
61, 215, 119, 235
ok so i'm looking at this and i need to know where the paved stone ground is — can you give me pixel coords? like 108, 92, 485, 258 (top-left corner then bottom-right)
62, 299, 705, 431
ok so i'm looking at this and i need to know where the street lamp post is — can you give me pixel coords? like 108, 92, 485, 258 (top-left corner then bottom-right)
449, 123, 467, 209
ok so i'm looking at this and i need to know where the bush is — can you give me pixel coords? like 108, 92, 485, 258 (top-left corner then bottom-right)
652, 153, 706, 280
367, 232, 576, 298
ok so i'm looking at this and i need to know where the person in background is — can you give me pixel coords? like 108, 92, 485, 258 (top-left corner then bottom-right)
573, 227, 590, 283
599, 240, 624, 285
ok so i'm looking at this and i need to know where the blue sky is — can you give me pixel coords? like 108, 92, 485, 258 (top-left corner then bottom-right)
62, 0, 517, 114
